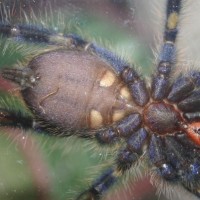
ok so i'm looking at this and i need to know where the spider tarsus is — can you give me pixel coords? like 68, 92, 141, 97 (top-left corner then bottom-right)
0, 22, 53, 43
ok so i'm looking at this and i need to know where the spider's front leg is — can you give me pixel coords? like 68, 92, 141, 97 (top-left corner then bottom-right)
0, 21, 128, 73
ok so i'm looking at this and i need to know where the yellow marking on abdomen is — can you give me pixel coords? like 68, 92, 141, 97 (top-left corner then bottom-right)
90, 109, 103, 128
100, 70, 116, 87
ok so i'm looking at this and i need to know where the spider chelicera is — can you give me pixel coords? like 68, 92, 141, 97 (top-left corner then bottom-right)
0, 0, 200, 199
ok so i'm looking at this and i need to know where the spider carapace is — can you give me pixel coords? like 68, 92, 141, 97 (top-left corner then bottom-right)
0, 0, 200, 199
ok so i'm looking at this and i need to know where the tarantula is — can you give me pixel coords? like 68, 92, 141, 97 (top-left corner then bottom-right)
0, 0, 200, 199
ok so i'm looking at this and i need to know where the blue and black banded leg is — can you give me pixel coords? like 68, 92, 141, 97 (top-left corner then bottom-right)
0, 22, 128, 73
151, 0, 181, 100
77, 128, 148, 200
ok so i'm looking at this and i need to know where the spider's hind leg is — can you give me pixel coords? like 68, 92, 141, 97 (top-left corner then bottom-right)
77, 127, 148, 200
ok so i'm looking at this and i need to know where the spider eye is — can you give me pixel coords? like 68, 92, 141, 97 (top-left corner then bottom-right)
186, 122, 200, 145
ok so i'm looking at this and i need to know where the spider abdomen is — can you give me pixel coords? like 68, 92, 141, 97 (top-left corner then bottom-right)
21, 50, 134, 132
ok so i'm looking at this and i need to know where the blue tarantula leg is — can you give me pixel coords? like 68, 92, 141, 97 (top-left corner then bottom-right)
151, 0, 182, 100
0, 22, 87, 48
0, 22, 53, 43
1, 68, 39, 88
0, 22, 130, 75
164, 136, 200, 181
117, 128, 148, 171
164, 136, 200, 198
149, 134, 177, 180
95, 113, 142, 144
77, 128, 147, 200
175, 134, 200, 198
